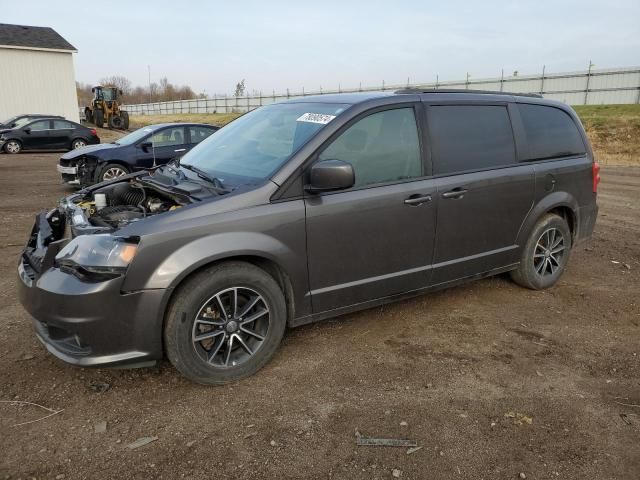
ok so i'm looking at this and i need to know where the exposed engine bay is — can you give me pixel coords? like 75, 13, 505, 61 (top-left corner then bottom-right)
66, 177, 191, 233
82, 181, 182, 228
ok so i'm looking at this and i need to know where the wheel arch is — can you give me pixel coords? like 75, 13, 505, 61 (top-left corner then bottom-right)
517, 191, 579, 246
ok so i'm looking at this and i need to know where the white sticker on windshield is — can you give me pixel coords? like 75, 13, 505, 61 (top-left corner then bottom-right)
296, 113, 336, 124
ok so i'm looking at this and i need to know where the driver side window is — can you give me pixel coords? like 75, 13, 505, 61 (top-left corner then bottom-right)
318, 107, 422, 188
29, 120, 50, 131
151, 127, 185, 147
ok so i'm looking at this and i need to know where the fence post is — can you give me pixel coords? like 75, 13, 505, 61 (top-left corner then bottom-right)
465, 72, 470, 89
225, 94, 228, 113
540, 65, 546, 95
382, 80, 385, 91
435, 74, 439, 90
500, 69, 504, 92
584, 60, 593, 105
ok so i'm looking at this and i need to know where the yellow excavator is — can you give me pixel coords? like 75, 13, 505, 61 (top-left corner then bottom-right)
84, 85, 129, 130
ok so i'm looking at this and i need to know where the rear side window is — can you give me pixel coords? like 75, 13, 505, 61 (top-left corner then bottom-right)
53, 120, 74, 129
518, 104, 585, 160
428, 105, 516, 175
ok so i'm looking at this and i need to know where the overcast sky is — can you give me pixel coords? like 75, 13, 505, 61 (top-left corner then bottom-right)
3, 0, 639, 95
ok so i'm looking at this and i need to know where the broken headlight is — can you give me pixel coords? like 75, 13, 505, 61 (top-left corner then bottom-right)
55, 234, 138, 278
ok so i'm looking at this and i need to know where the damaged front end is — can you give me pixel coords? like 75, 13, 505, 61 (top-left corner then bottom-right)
20, 173, 200, 284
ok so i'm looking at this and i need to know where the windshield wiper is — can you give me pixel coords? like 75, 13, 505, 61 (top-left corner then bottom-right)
180, 164, 226, 190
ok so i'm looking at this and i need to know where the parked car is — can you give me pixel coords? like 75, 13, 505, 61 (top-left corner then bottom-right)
0, 118, 99, 154
18, 90, 599, 384
0, 113, 64, 130
57, 123, 219, 186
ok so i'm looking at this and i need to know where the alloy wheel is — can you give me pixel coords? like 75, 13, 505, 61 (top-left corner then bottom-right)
191, 287, 270, 368
102, 167, 127, 181
533, 227, 566, 276
72, 140, 86, 149
5, 141, 21, 154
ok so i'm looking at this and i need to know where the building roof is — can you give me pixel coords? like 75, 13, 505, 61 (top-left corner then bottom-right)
0, 23, 76, 52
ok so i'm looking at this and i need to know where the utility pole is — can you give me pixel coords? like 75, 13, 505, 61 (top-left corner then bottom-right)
147, 65, 151, 104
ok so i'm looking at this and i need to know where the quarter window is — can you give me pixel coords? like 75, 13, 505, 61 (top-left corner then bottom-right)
151, 127, 185, 147
428, 105, 516, 175
318, 108, 422, 188
518, 104, 585, 160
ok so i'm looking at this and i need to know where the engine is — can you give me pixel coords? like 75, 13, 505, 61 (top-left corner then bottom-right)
75, 181, 183, 228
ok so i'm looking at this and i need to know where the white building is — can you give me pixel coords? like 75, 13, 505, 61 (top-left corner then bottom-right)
0, 23, 79, 122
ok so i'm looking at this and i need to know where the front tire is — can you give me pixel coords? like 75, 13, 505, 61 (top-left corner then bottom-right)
121, 111, 130, 130
511, 214, 572, 290
98, 163, 129, 182
94, 110, 104, 128
4, 140, 22, 154
164, 261, 287, 385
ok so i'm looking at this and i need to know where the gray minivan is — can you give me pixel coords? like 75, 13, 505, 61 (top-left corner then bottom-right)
18, 90, 599, 384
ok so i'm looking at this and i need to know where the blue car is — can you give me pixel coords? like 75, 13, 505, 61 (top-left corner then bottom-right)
57, 123, 219, 186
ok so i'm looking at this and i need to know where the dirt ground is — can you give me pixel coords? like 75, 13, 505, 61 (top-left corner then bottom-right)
0, 141, 639, 479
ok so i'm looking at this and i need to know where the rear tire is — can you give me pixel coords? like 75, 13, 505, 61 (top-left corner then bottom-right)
71, 138, 87, 150
121, 111, 130, 130
4, 140, 22, 154
94, 110, 104, 128
510, 214, 572, 290
84, 108, 93, 124
164, 261, 287, 385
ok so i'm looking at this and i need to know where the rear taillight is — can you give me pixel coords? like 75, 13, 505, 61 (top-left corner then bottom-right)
90, 128, 97, 136
592, 161, 601, 193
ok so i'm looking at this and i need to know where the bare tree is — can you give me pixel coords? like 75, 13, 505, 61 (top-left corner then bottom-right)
234, 79, 246, 97
100, 75, 132, 97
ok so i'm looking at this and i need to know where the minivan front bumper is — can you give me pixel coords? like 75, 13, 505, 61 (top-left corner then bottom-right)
17, 259, 167, 368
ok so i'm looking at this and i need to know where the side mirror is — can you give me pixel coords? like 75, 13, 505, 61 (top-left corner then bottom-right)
306, 159, 355, 193
23, 127, 31, 134
139, 141, 152, 152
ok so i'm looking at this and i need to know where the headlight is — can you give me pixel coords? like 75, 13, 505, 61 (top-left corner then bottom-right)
55, 234, 138, 277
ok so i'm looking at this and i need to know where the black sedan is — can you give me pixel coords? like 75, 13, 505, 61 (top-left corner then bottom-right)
0, 118, 100, 154
57, 123, 219, 186
0, 113, 63, 130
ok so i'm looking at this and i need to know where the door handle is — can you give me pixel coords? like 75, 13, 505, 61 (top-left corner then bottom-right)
441, 188, 468, 199
404, 194, 432, 206
174, 148, 186, 152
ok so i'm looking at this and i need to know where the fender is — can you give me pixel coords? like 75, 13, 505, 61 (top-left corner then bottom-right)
139, 231, 296, 291
516, 191, 579, 247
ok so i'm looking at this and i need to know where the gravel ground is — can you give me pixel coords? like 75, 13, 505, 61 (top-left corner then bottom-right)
0, 147, 638, 479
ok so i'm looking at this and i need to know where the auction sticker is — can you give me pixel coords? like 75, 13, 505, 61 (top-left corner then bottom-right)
296, 113, 336, 124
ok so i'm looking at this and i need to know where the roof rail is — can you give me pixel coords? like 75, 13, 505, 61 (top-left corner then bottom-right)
395, 88, 543, 98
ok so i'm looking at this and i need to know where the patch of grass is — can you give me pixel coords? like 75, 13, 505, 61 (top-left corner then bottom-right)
129, 113, 241, 129
574, 104, 640, 165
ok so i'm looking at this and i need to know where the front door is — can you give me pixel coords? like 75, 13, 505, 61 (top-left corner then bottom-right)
22, 120, 52, 149
304, 105, 437, 313
138, 126, 189, 168
426, 104, 535, 285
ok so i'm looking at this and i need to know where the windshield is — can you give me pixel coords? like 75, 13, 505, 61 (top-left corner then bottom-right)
13, 117, 32, 129
115, 127, 154, 145
180, 102, 349, 182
